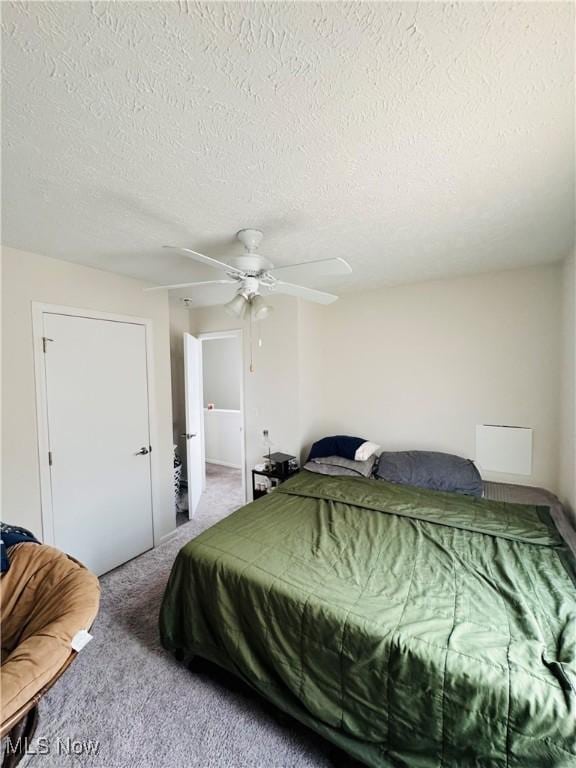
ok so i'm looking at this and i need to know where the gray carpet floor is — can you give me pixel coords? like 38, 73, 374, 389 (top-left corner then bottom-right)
175, 463, 244, 527
21, 465, 334, 768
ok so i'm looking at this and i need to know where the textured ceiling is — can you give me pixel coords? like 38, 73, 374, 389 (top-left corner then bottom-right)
2, 1, 574, 299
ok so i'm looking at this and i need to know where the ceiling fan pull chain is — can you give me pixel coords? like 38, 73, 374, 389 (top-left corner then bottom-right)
249, 304, 255, 373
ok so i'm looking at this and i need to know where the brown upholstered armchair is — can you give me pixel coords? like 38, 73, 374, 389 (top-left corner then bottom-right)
1, 542, 100, 767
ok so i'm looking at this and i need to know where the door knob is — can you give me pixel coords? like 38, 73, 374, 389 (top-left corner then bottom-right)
180, 433, 197, 440
135, 447, 150, 455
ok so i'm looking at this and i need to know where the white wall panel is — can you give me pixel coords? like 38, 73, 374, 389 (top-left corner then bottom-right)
204, 409, 242, 468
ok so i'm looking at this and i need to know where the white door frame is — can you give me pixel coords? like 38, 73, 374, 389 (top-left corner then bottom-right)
198, 329, 247, 504
183, 332, 205, 518
32, 303, 160, 546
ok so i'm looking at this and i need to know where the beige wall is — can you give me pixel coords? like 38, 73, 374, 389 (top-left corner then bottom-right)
169, 301, 190, 476
299, 264, 563, 491
560, 251, 576, 516
189, 296, 301, 494
1, 246, 175, 542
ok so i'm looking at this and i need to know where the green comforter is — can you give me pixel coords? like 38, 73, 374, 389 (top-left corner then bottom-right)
160, 471, 576, 767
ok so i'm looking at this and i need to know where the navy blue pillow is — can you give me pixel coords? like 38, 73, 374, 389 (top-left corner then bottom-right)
374, 451, 483, 497
308, 436, 366, 462
0, 523, 39, 572
0, 539, 7, 573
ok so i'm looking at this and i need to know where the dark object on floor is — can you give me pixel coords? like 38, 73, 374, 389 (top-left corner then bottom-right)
173, 450, 183, 514
1, 542, 100, 767
374, 449, 483, 496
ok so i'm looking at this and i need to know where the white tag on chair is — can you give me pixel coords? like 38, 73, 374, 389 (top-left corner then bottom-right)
71, 629, 93, 652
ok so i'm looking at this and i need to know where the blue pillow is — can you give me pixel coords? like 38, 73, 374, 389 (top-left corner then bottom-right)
374, 451, 483, 497
0, 538, 7, 573
0, 523, 39, 572
308, 435, 366, 462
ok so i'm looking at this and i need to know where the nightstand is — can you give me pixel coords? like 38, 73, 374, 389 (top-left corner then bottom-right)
251, 466, 299, 500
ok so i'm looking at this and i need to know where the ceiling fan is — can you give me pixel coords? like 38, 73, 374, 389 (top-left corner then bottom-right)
145, 229, 352, 319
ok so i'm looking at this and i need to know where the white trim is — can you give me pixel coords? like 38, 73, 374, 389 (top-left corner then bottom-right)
183, 332, 206, 516
198, 330, 241, 342
203, 407, 241, 414
198, 329, 247, 504
32, 302, 160, 547
205, 459, 242, 469
159, 529, 178, 546
142, 322, 162, 547
32, 303, 152, 327
32, 304, 55, 544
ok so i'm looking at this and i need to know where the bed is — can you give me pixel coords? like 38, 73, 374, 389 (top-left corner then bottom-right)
160, 470, 576, 767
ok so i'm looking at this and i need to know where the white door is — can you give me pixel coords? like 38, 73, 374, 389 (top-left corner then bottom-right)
43, 313, 154, 576
184, 333, 204, 517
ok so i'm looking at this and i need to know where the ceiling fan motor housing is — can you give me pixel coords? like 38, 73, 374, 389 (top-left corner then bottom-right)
231, 254, 273, 274
236, 228, 263, 252
233, 229, 273, 273
241, 276, 261, 298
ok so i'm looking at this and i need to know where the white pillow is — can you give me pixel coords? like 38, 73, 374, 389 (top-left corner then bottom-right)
354, 441, 381, 462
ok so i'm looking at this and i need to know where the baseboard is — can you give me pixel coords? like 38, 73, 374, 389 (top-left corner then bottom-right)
159, 529, 178, 546
205, 459, 242, 469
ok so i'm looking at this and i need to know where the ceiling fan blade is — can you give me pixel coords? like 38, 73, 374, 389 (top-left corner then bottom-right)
144, 280, 236, 292
163, 246, 244, 274
269, 257, 351, 284
180, 283, 240, 308
271, 281, 339, 305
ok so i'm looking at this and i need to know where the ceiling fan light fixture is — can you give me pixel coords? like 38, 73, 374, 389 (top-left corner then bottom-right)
225, 293, 248, 319
251, 295, 274, 321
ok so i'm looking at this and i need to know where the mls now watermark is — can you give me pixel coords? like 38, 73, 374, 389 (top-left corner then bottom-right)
5, 736, 100, 757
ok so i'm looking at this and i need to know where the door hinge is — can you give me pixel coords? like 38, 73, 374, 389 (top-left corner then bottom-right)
48, 451, 53, 466
42, 337, 54, 353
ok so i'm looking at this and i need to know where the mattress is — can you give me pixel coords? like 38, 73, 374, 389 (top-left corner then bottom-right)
484, 480, 576, 555
160, 471, 576, 768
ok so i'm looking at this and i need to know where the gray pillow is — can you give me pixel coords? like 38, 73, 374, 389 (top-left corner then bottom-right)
374, 451, 483, 496
304, 454, 376, 478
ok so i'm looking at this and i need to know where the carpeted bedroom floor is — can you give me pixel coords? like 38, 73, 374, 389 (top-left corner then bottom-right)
21, 465, 334, 768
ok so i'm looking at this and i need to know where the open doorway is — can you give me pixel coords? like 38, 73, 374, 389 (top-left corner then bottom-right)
177, 330, 245, 526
